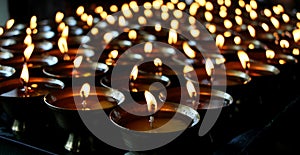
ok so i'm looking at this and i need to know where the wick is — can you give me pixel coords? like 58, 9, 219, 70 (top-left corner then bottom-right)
81, 91, 87, 110
19, 78, 29, 95
149, 116, 154, 129
209, 68, 215, 85
63, 53, 71, 61
245, 61, 250, 74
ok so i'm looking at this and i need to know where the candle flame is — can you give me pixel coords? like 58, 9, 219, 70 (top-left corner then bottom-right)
235, 8, 242, 15
76, 6, 85, 16
270, 17, 280, 29
250, 0, 257, 9
264, 8, 272, 17
207, 24, 216, 34
280, 40, 289, 48
144, 90, 158, 113
57, 22, 65, 33
168, 29, 177, 44
170, 20, 179, 30
205, 1, 213, 11
161, 12, 169, 21
155, 23, 162, 32
249, 10, 258, 20
190, 29, 200, 38
0, 27, 3, 36
104, 32, 113, 44
128, 30, 137, 40
81, 13, 88, 22
26, 28, 32, 35
177, 2, 186, 10
24, 44, 35, 61
55, 11, 64, 23
237, 50, 250, 69
216, 34, 225, 48
261, 23, 270, 32
204, 11, 213, 22
183, 65, 194, 74
87, 15, 93, 27
234, 36, 242, 45
144, 42, 153, 53
293, 29, 300, 42
80, 83, 90, 99
189, 2, 200, 16
110, 5, 118, 13
293, 48, 300, 55
58, 37, 68, 54
224, 19, 232, 29
186, 80, 196, 98
138, 16, 147, 25
129, 1, 139, 12
183, 41, 196, 58
118, 16, 127, 26
30, 16, 37, 29
6, 19, 15, 30
219, 10, 227, 18
122, 3, 133, 18
106, 15, 116, 24
109, 50, 118, 59
247, 25, 256, 38
144, 10, 153, 18
235, 16, 243, 25
95, 6, 103, 14
205, 58, 214, 77
20, 63, 29, 84
130, 65, 138, 81
73, 56, 83, 69
154, 58, 162, 67
266, 50, 275, 59
282, 14, 290, 23
24, 35, 32, 46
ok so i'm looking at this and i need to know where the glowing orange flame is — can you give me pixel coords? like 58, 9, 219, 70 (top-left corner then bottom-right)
76, 6, 85, 16
261, 23, 270, 32
293, 29, 300, 42
144, 90, 158, 113
73, 56, 83, 69
80, 83, 91, 99
168, 29, 177, 44
24, 35, 32, 46
6, 19, 15, 30
130, 65, 138, 81
109, 50, 118, 59
237, 50, 250, 69
247, 25, 256, 37
205, 58, 214, 77
183, 41, 196, 58
144, 42, 153, 53
234, 36, 242, 45
154, 58, 162, 67
128, 30, 137, 40
61, 26, 69, 38
87, 15, 93, 27
183, 65, 194, 74
20, 63, 29, 84
0, 27, 3, 36
204, 11, 213, 22
186, 80, 196, 98
270, 17, 280, 29
266, 50, 275, 59
280, 40, 289, 48
216, 34, 225, 48
30, 16, 37, 30
24, 44, 35, 61
58, 37, 68, 54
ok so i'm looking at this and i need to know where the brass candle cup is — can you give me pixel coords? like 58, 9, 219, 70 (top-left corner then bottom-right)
43, 86, 125, 153
109, 102, 200, 151
0, 65, 16, 82
0, 77, 65, 133
0, 40, 53, 54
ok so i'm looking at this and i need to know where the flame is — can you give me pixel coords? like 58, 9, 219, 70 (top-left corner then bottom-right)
190, 29, 200, 38
26, 28, 32, 35
205, 58, 214, 76
110, 5, 118, 12
272, 5, 281, 15
20, 63, 29, 84
189, 2, 200, 16
144, 10, 153, 18
224, 19, 232, 29
245, 4, 252, 12
30, 16, 37, 29
225, 0, 231, 7
153, 0, 163, 9
24, 35, 32, 46
144, 91, 158, 113
216, 34, 225, 48
235, 8, 242, 15
154, 58, 162, 67
24, 44, 35, 61
270, 17, 280, 29
161, 12, 169, 21
87, 15, 93, 27
138, 16, 147, 25
166, 2, 175, 10
264, 9, 272, 17
207, 24, 216, 34
219, 10, 227, 18
183, 65, 194, 74
128, 30, 137, 40
238, 0, 245, 7
177, 2, 186, 10
95, 6, 103, 14
144, 42, 153, 53
6, 19, 15, 29
189, 16, 196, 25
250, 0, 257, 9
282, 14, 290, 23
237, 50, 250, 69
81, 13, 88, 22
280, 40, 289, 48
170, 20, 179, 30
183, 41, 196, 58
55, 11, 64, 23
234, 36, 242, 45
80, 83, 90, 99
205, 1, 213, 11
293, 48, 300, 55
217, 0, 224, 5
247, 25, 256, 37
186, 80, 196, 99
250, 10, 258, 20
122, 3, 133, 18
106, 15, 116, 24
235, 16, 243, 25
168, 29, 177, 44
76, 6, 85, 16
61, 26, 69, 38
109, 50, 118, 59
266, 50, 275, 59
155, 23, 162, 32
297, 12, 300, 20
293, 29, 300, 42
104, 32, 113, 44
58, 37, 68, 54
129, 1, 139, 12
224, 31, 231, 37
204, 11, 213, 22
0, 27, 3, 36
130, 65, 138, 81
261, 23, 270, 32
100, 11, 108, 19
73, 56, 83, 69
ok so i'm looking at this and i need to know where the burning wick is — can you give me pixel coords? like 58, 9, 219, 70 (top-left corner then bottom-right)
20, 63, 30, 95
245, 61, 250, 74
145, 91, 158, 129
186, 80, 198, 109
80, 83, 90, 110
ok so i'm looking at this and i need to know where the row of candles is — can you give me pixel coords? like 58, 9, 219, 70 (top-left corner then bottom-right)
0, 0, 300, 153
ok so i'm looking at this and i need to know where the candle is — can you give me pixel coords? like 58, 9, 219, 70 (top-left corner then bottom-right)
43, 84, 125, 152
0, 63, 65, 133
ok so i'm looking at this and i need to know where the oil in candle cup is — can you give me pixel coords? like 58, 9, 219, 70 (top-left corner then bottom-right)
109, 91, 200, 151
43, 84, 125, 153
0, 63, 65, 133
